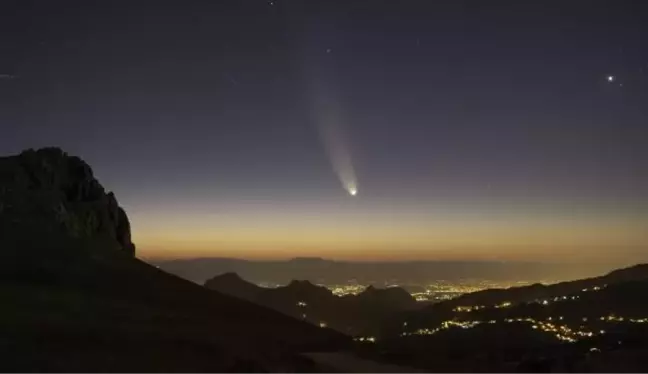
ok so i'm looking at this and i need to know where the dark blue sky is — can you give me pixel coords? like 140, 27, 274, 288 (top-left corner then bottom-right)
1, 0, 647, 261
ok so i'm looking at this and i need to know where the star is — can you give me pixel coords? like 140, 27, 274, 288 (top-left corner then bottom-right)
606, 75, 616, 83
326, 48, 332, 54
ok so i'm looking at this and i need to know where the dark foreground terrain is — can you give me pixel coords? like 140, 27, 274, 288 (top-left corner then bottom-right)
0, 148, 350, 372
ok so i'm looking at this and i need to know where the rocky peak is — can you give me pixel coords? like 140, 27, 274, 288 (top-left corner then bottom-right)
357, 285, 417, 308
0, 147, 135, 256
205, 272, 253, 289
282, 280, 334, 299
204, 272, 264, 301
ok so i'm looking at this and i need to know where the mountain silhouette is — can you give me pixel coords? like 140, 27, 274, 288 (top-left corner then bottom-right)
204, 272, 265, 301
356, 285, 417, 309
0, 148, 349, 372
158, 257, 598, 285
205, 273, 418, 336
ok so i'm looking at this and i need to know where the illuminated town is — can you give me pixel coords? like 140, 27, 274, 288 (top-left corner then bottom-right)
327, 284, 367, 296
400, 314, 648, 343
398, 284, 648, 344
406, 279, 561, 302
258, 278, 564, 301
350, 283, 648, 347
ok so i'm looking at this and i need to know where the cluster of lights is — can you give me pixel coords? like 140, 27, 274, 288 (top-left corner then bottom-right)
412, 291, 466, 302
453, 305, 486, 312
451, 295, 580, 313
534, 284, 607, 305
403, 317, 596, 343
354, 336, 376, 343
403, 313, 648, 343
425, 279, 551, 295
452, 284, 609, 312
257, 282, 282, 288
526, 319, 594, 343
402, 320, 484, 336
310, 279, 565, 302
328, 284, 366, 296
600, 315, 648, 324
401, 279, 560, 303
296, 301, 307, 307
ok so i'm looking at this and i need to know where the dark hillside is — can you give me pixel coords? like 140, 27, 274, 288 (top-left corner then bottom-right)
0, 148, 349, 372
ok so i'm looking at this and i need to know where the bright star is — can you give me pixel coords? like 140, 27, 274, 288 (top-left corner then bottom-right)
607, 75, 615, 82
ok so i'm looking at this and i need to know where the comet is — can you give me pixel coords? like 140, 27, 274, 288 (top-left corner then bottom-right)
313, 85, 359, 197
299, 24, 359, 197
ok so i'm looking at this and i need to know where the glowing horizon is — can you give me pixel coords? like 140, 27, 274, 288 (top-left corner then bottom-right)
128, 196, 648, 263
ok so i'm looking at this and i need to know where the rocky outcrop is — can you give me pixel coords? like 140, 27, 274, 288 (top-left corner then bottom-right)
0, 147, 135, 256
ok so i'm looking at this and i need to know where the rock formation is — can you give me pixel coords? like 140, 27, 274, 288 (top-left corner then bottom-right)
0, 147, 135, 256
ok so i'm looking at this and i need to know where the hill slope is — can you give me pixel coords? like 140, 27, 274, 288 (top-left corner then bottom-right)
434, 263, 648, 309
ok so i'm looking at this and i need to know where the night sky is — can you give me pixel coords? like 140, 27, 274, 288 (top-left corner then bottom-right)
2, 1, 647, 263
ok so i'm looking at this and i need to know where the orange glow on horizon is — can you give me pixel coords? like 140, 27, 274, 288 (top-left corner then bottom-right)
132, 213, 648, 262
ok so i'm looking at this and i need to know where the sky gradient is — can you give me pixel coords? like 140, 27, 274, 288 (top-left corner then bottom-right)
1, 1, 647, 263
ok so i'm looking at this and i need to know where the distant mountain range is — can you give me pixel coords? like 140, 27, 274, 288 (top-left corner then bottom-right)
156, 256, 611, 286
205, 272, 418, 336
